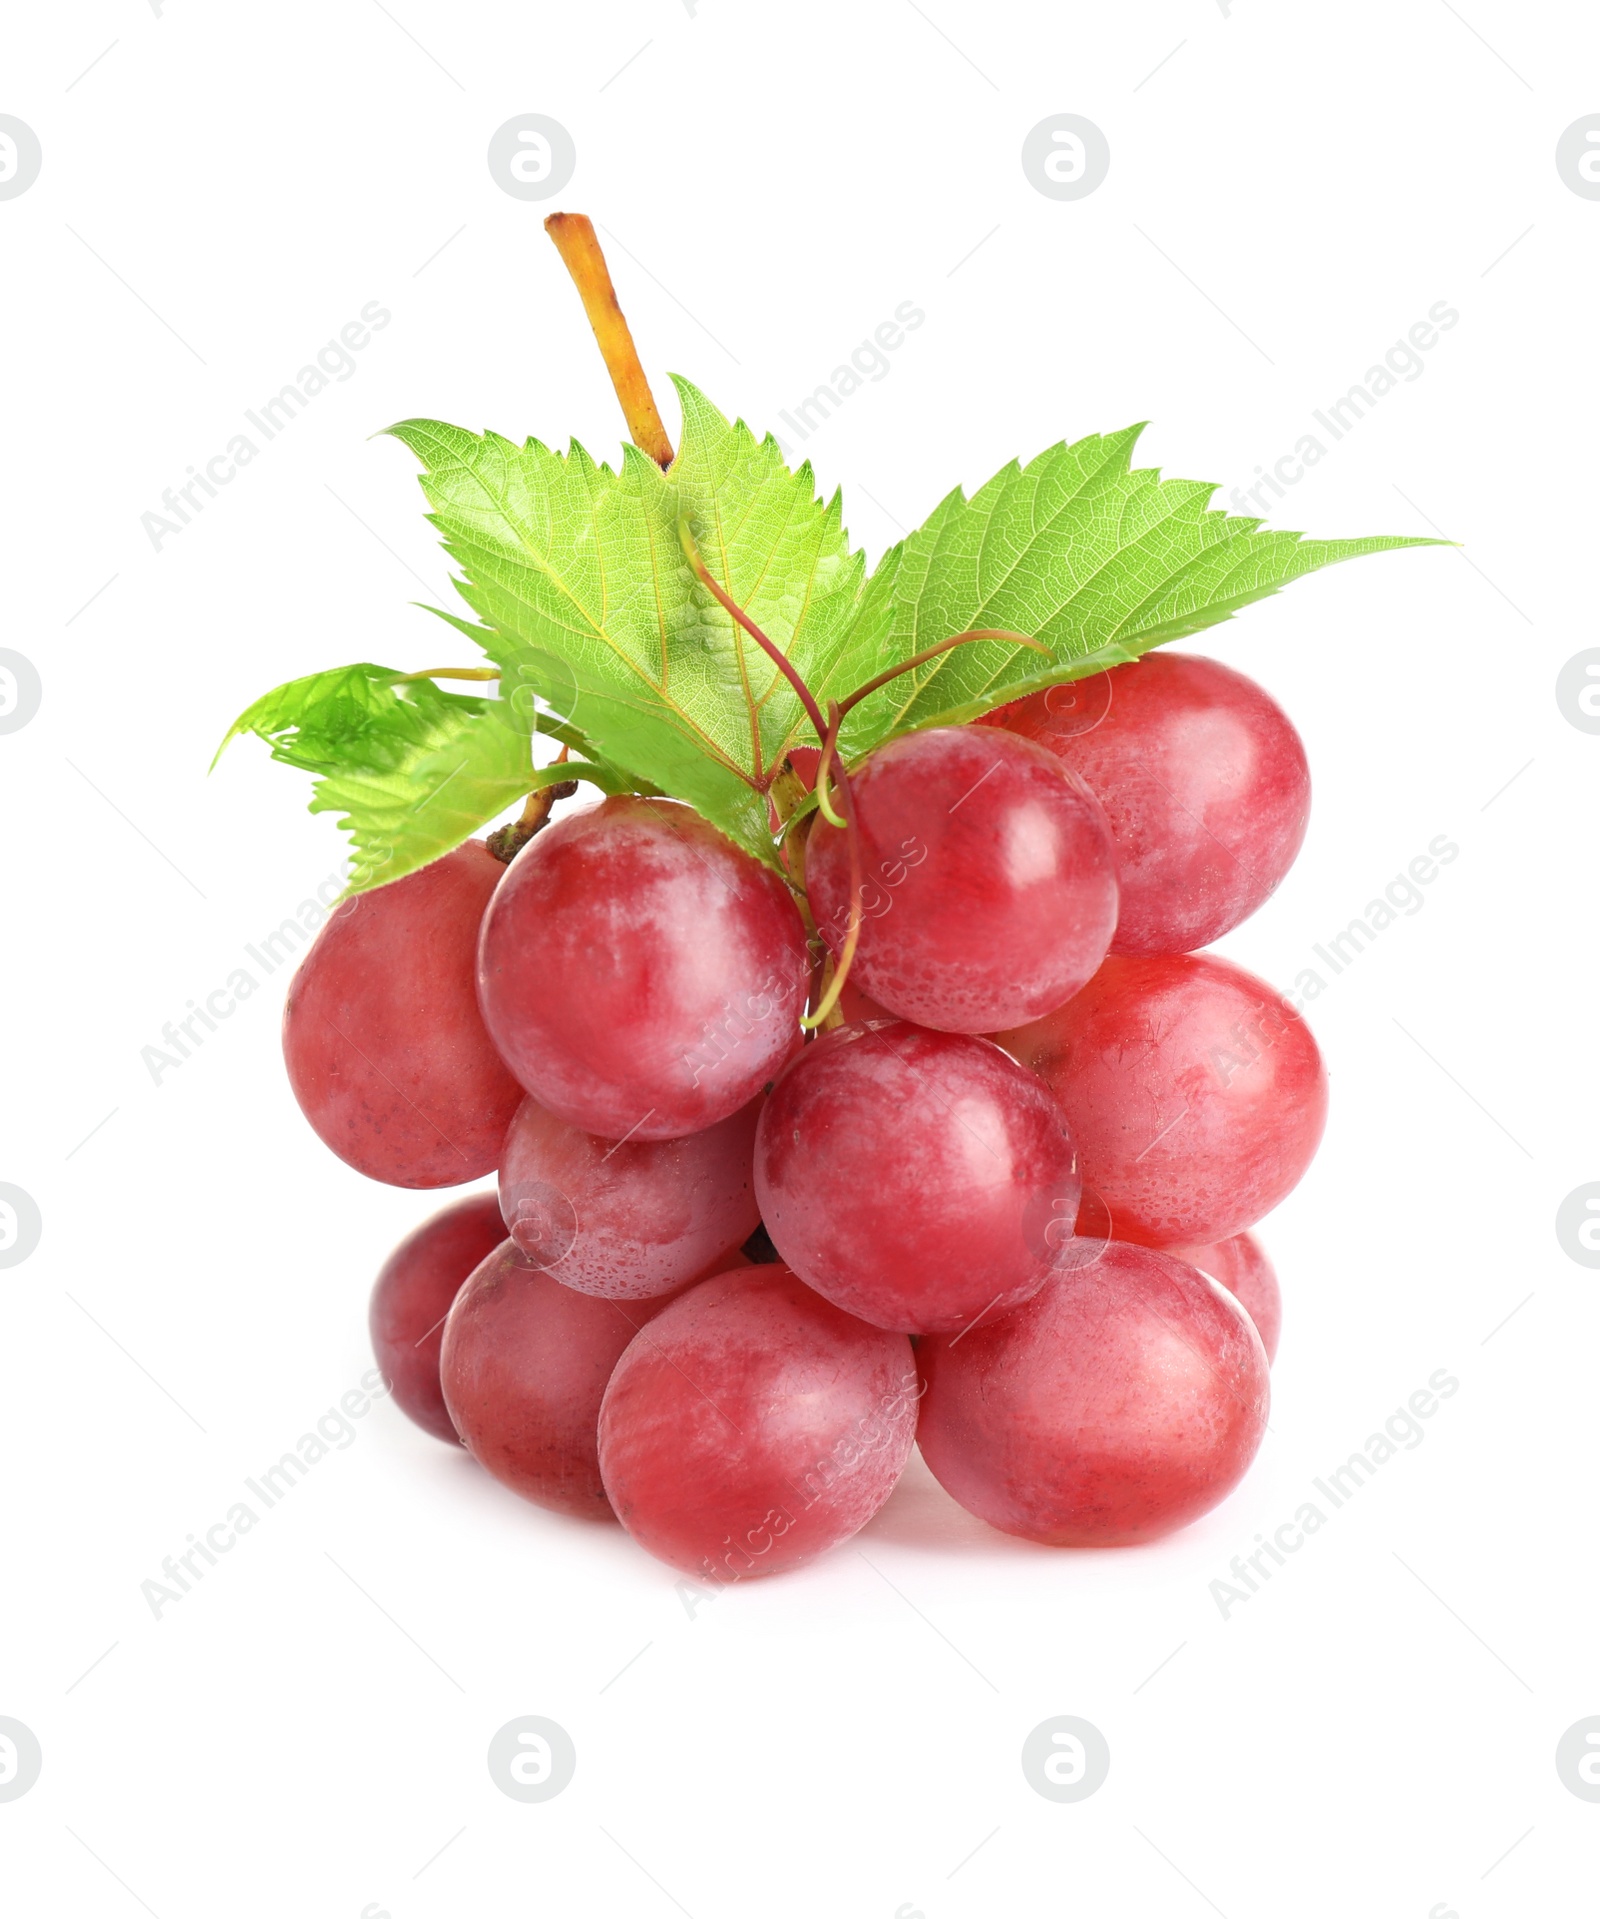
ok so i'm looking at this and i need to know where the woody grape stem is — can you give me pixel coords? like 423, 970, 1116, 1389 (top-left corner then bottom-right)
486, 751, 578, 864
544, 213, 675, 469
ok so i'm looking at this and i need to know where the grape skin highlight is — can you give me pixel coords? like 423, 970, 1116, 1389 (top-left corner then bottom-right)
984, 653, 1310, 956
478, 796, 810, 1142
806, 725, 1118, 1032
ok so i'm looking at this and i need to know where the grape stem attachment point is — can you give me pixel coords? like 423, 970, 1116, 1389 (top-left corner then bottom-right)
487, 749, 578, 864
813, 628, 1047, 853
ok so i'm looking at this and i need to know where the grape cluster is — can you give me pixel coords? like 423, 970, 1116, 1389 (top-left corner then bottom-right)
295, 651, 1322, 1582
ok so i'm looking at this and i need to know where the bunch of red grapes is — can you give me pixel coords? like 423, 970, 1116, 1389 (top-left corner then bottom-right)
288, 651, 1323, 1581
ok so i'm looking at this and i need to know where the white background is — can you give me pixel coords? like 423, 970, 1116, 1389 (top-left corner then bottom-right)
2, 3, 1596, 1914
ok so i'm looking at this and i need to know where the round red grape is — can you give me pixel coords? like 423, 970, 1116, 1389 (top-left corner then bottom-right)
283, 843, 522, 1186
597, 1266, 918, 1579
983, 652, 1309, 955
998, 952, 1326, 1247
755, 1020, 1079, 1333
440, 1241, 697, 1519
368, 1192, 506, 1441
805, 725, 1117, 1032
1166, 1230, 1281, 1362
918, 1241, 1270, 1546
498, 1093, 760, 1299
478, 796, 809, 1141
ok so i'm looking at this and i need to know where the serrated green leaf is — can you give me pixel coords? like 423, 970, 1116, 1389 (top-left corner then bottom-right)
385, 416, 758, 858
310, 694, 537, 894
665, 377, 866, 766
235, 387, 1443, 890
217, 664, 536, 892
215, 663, 490, 772
826, 428, 1445, 749
385, 383, 866, 865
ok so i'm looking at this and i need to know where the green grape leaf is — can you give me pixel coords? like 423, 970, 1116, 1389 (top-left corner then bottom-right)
825, 427, 1446, 750
228, 382, 1446, 894
384, 382, 866, 865
214, 663, 479, 773
216, 664, 537, 892
664, 376, 866, 768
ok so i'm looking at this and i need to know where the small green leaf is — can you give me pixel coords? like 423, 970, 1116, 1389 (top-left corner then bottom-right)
218, 664, 536, 893
217, 661, 507, 781
827, 428, 1445, 749
310, 696, 536, 895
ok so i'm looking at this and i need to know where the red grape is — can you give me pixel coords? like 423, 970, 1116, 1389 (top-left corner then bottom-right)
805, 726, 1117, 1032
283, 843, 522, 1186
998, 952, 1326, 1247
983, 652, 1309, 955
478, 796, 810, 1141
1166, 1230, 1281, 1362
368, 1193, 506, 1442
498, 1093, 761, 1299
440, 1241, 696, 1519
755, 1020, 1079, 1333
597, 1266, 918, 1579
917, 1242, 1270, 1546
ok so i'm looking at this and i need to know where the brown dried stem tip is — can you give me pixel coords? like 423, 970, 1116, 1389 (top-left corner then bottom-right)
544, 213, 674, 469
487, 755, 579, 864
